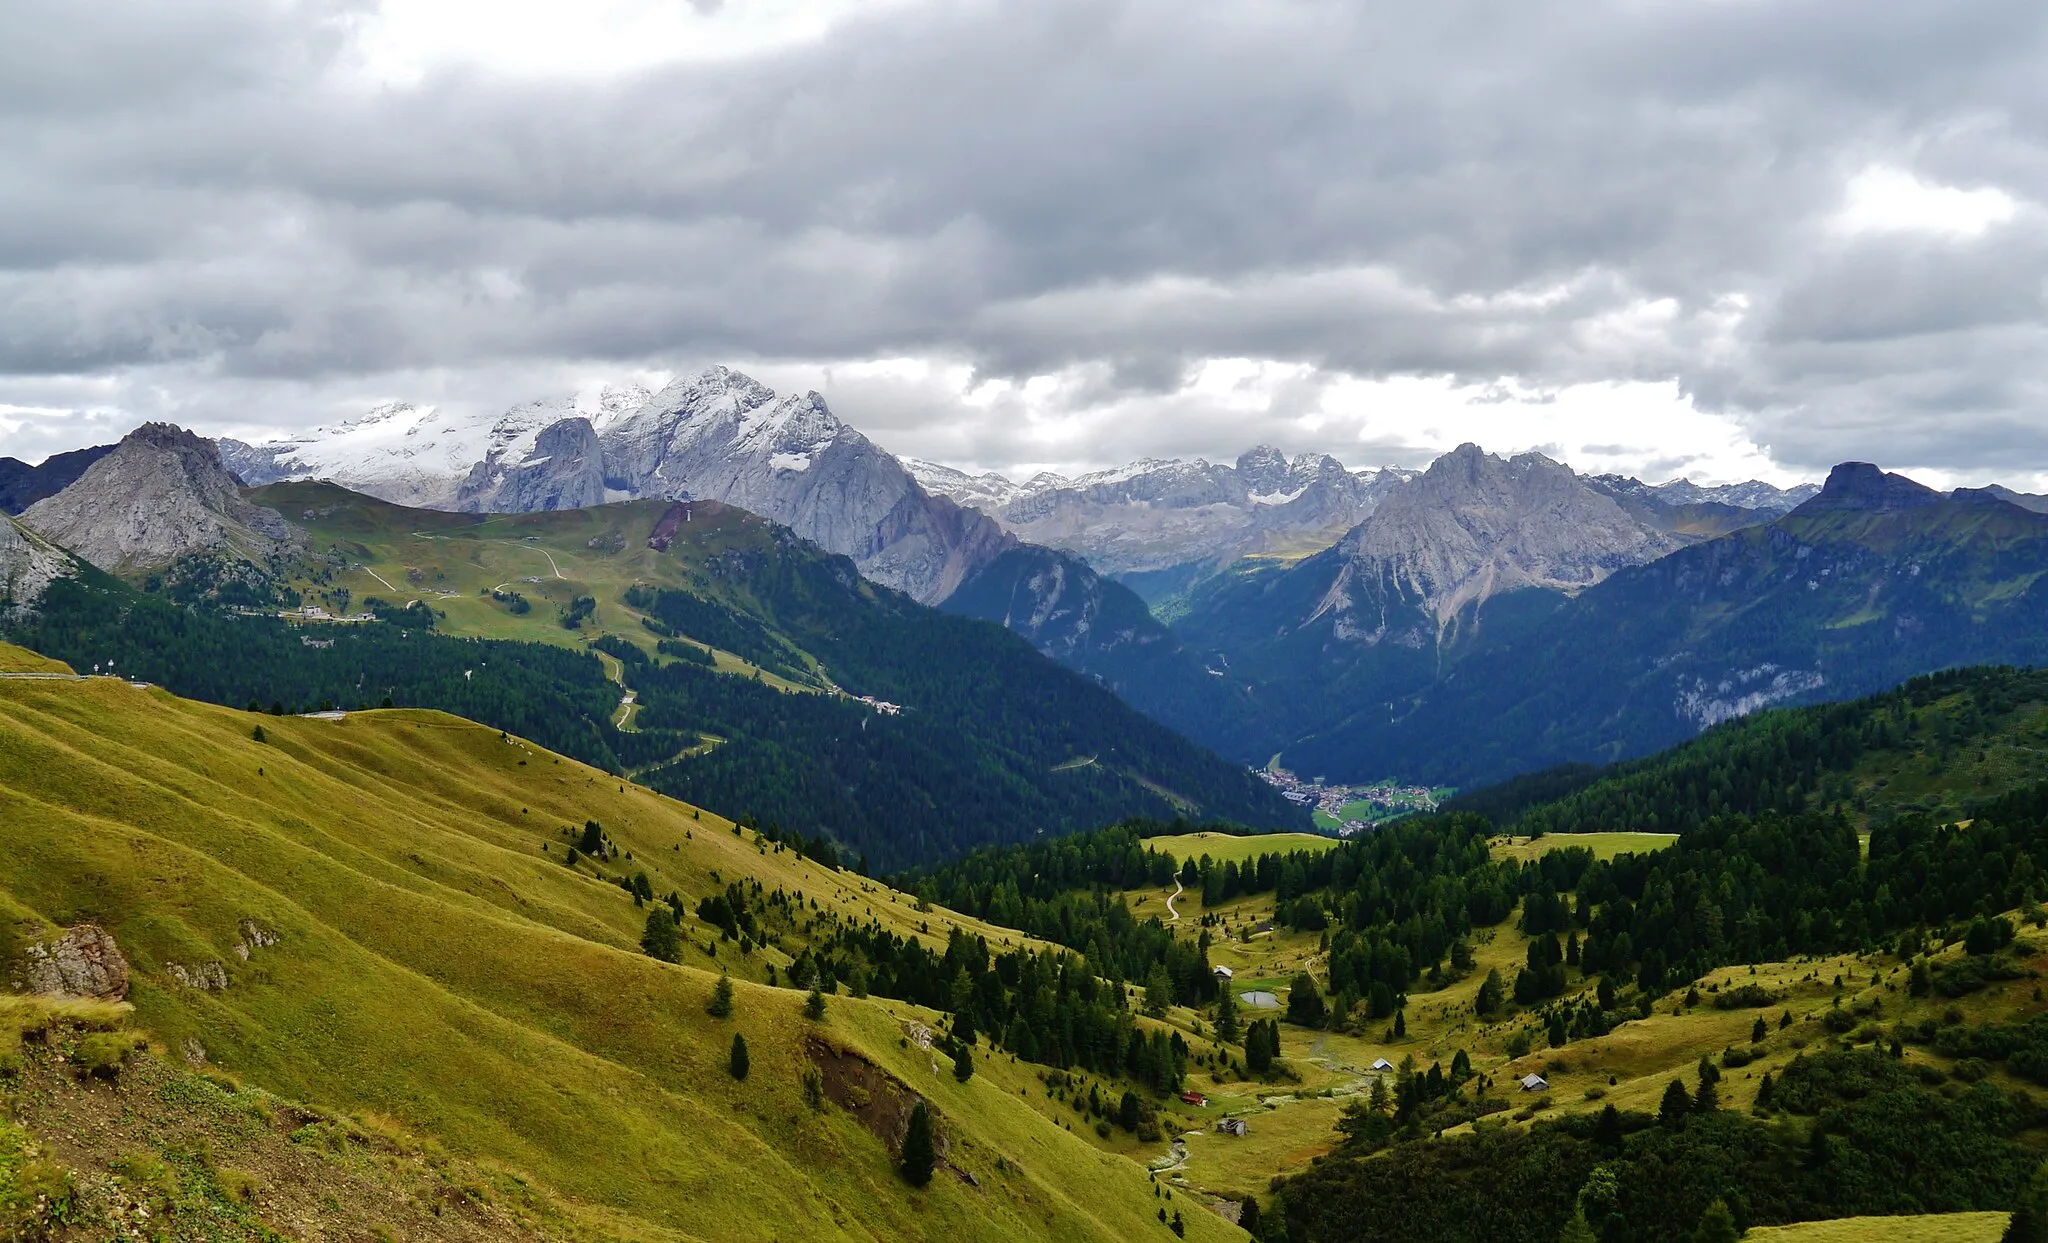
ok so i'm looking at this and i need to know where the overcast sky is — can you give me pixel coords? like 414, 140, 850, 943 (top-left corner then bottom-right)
3, 0, 2046, 489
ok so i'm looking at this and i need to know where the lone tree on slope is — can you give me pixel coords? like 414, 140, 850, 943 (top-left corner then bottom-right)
901, 1101, 936, 1186
641, 907, 681, 963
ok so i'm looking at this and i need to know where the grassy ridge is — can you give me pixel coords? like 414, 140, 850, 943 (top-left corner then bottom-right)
0, 640, 70, 674
0, 677, 1242, 1243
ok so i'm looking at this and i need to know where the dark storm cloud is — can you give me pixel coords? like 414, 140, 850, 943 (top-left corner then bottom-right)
3, 0, 2047, 478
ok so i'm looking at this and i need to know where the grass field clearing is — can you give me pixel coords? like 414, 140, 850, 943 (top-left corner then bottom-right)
1746, 1212, 2009, 1242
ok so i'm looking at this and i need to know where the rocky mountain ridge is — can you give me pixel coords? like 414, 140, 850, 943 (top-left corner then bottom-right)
21, 423, 297, 576
224, 369, 1015, 606
1288, 460, 2048, 785
911, 447, 1417, 576
1309, 443, 1688, 639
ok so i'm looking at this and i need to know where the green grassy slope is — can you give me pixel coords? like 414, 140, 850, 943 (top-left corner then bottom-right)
0, 676, 1242, 1243
257, 483, 815, 679
11, 483, 1301, 869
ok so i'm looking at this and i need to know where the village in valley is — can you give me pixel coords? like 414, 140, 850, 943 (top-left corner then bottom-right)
1257, 764, 1450, 834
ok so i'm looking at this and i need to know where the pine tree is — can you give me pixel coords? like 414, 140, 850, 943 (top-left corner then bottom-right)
804, 985, 827, 1022
1755, 1072, 1775, 1111
1238, 1195, 1261, 1235
1144, 963, 1175, 1017
1559, 1207, 1598, 1243
1752, 1016, 1768, 1043
953, 1043, 974, 1082
1659, 1079, 1692, 1129
901, 1101, 936, 1186
640, 907, 681, 963
1476, 968, 1505, 1017
1692, 1198, 1739, 1243
1215, 983, 1240, 1044
1393, 1010, 1407, 1039
728, 1033, 749, 1080
2007, 1159, 2048, 1242
707, 972, 734, 1018
1593, 1103, 1623, 1150
1694, 1075, 1719, 1113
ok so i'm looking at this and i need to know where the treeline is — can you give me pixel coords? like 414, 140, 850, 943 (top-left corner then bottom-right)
908, 816, 1584, 1016
633, 538, 1305, 838
1269, 1047, 2045, 1243
626, 584, 807, 681
1503, 665, 2048, 836
916, 769, 2048, 1040
698, 877, 1192, 1092
627, 657, 1271, 873
8, 575, 630, 768
10, 553, 1299, 871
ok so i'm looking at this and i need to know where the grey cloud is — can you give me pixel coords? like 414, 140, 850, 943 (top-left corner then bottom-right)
3, 0, 2048, 479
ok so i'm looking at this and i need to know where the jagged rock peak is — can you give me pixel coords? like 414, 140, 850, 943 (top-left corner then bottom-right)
1328, 442, 1687, 629
1799, 462, 1941, 513
1235, 444, 1293, 493
21, 422, 295, 575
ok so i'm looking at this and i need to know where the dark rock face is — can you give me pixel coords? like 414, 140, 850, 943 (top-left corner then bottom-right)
1796, 462, 1943, 514
458, 413, 608, 513
20, 423, 296, 575
0, 444, 115, 514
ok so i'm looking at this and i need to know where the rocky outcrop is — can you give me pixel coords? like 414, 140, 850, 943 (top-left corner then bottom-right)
0, 514, 80, 616
20, 423, 296, 576
911, 446, 1414, 576
1793, 462, 1944, 514
19, 924, 129, 1001
455, 405, 608, 513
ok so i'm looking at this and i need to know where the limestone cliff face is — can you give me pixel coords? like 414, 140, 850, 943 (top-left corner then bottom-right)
0, 514, 79, 616
455, 406, 608, 513
1309, 444, 1688, 641
20, 424, 296, 576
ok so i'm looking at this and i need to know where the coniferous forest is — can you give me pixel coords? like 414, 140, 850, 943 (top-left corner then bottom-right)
5, 568, 1300, 870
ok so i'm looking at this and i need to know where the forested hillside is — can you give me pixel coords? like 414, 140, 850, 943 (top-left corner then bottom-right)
1180, 474, 2048, 789
7, 487, 1302, 868
1456, 666, 2048, 836
906, 713, 2048, 1241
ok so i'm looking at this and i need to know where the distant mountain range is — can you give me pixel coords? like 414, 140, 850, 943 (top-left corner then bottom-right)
1182, 456, 2048, 787
1, 425, 1305, 864
212, 368, 1267, 732
15, 374, 2048, 802
909, 449, 1416, 578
